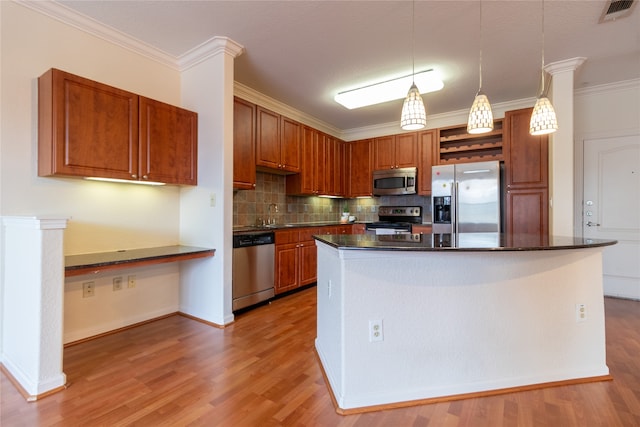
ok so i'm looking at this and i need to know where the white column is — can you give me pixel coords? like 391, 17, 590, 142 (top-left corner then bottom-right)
1, 216, 68, 400
545, 57, 586, 237
178, 37, 244, 325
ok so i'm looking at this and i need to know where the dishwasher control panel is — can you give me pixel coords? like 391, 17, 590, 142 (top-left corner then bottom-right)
233, 232, 275, 248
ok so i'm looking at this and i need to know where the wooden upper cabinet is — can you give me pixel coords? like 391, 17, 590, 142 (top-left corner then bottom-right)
233, 97, 256, 189
503, 107, 549, 190
38, 68, 197, 185
286, 125, 320, 195
139, 97, 197, 185
394, 133, 418, 169
417, 129, 436, 195
38, 68, 139, 181
373, 133, 417, 170
280, 116, 301, 172
346, 139, 373, 197
256, 106, 281, 170
256, 106, 300, 173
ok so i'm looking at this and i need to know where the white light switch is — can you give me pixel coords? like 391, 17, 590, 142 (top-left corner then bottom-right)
210, 193, 216, 207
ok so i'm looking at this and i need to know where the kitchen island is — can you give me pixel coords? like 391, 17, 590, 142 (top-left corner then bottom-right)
313, 233, 617, 414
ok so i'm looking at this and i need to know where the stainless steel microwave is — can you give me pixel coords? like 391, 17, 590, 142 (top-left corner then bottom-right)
372, 167, 417, 196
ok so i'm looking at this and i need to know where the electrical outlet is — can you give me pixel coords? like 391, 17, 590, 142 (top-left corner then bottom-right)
113, 277, 123, 291
369, 319, 383, 342
82, 281, 95, 298
357, 205, 362, 213
576, 303, 587, 322
209, 193, 216, 207
370, 205, 377, 213
128, 275, 136, 288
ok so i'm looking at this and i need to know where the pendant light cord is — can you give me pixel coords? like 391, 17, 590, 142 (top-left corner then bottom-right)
411, 0, 416, 84
540, 0, 546, 96
479, 0, 483, 91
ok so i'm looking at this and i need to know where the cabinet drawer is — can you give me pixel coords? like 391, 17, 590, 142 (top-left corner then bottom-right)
275, 229, 299, 245
299, 227, 319, 242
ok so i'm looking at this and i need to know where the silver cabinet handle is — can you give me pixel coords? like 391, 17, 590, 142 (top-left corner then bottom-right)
586, 221, 601, 227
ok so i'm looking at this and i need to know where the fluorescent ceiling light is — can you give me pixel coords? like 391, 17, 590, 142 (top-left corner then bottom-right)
334, 70, 444, 110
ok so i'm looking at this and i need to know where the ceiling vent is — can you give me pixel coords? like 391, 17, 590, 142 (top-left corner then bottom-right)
599, 0, 636, 23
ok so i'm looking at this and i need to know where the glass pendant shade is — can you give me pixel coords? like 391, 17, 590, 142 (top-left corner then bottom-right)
529, 95, 558, 135
467, 91, 494, 134
400, 83, 427, 130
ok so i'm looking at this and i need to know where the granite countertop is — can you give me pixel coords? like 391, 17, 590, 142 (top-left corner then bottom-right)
314, 233, 617, 252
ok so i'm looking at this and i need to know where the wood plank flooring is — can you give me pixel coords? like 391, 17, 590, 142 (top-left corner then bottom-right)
2, 288, 639, 426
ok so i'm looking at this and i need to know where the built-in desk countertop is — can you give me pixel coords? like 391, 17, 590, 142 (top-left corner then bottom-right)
65, 245, 215, 277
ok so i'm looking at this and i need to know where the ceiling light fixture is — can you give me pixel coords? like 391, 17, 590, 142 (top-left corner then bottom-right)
334, 70, 443, 110
529, 0, 558, 136
467, 0, 494, 134
400, 0, 427, 130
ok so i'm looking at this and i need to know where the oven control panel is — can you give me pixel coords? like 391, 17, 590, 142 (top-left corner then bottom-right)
378, 206, 422, 217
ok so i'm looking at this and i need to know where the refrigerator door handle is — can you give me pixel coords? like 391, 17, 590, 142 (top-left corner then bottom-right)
452, 180, 458, 234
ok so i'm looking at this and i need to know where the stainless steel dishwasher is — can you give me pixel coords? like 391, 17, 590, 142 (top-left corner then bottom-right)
232, 231, 275, 312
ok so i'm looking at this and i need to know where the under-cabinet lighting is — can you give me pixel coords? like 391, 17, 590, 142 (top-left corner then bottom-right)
85, 177, 166, 186
334, 70, 444, 110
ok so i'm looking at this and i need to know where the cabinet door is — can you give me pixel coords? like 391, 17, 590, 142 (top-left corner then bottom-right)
506, 188, 549, 236
139, 97, 198, 185
347, 139, 373, 197
38, 68, 139, 180
315, 133, 327, 195
299, 241, 317, 286
233, 98, 256, 189
417, 130, 436, 195
374, 135, 395, 170
275, 242, 298, 294
504, 107, 549, 189
256, 106, 281, 169
280, 117, 301, 172
394, 132, 418, 168
412, 224, 433, 234
286, 125, 316, 195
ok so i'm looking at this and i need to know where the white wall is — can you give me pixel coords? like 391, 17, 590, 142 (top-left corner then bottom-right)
1, 2, 185, 345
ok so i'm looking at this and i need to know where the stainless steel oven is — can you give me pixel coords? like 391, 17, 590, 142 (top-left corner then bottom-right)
365, 206, 423, 235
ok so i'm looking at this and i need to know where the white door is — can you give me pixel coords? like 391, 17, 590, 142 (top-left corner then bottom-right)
583, 134, 640, 299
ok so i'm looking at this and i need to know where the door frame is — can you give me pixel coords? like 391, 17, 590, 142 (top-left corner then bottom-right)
573, 128, 640, 238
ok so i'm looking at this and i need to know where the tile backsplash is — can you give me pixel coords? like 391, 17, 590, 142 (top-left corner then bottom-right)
233, 172, 432, 226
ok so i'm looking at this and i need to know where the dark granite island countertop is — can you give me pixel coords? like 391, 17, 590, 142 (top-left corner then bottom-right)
65, 245, 215, 277
314, 232, 617, 251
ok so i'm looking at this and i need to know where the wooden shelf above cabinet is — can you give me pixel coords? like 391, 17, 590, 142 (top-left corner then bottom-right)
437, 119, 503, 164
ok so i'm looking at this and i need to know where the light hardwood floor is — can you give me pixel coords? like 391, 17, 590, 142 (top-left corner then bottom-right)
2, 287, 639, 426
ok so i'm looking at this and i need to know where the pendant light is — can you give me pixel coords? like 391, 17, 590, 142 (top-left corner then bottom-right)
529, 0, 558, 136
467, 0, 494, 134
400, 0, 426, 130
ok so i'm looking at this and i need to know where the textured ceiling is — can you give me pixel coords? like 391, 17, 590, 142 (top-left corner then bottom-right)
57, 0, 640, 131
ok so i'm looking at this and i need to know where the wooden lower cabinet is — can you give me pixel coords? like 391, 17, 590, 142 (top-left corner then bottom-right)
505, 188, 549, 236
412, 224, 432, 234
274, 227, 318, 294
274, 225, 355, 294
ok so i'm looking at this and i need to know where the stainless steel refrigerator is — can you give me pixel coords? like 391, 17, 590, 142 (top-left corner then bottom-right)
431, 161, 502, 233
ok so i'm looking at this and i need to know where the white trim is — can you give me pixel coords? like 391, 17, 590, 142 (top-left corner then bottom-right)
2, 216, 69, 230
16, 0, 178, 70
178, 37, 245, 72
575, 78, 640, 98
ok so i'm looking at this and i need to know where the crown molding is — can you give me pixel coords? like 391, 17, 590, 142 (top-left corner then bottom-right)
545, 57, 587, 75
178, 37, 244, 72
16, 0, 178, 70
234, 82, 342, 138
575, 78, 640, 97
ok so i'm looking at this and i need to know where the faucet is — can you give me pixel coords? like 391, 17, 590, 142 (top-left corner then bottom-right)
268, 203, 278, 224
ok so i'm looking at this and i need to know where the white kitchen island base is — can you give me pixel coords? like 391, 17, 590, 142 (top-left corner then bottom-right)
314, 239, 612, 413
